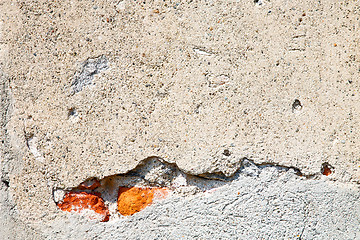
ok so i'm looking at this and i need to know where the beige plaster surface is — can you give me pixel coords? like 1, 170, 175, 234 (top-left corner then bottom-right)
0, 0, 359, 235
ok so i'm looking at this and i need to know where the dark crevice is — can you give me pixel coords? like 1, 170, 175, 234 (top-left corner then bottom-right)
53, 156, 324, 222
53, 156, 344, 222
254, 162, 316, 179
24, 132, 34, 150
56, 156, 321, 195
2, 179, 9, 188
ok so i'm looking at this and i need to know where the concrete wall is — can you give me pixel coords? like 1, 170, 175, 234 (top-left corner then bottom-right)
0, 0, 359, 239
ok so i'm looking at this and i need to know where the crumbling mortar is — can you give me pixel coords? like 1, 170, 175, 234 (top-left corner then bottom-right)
58, 155, 337, 193
53, 156, 339, 222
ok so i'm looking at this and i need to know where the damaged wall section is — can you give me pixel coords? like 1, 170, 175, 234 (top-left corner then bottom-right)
53, 156, 339, 224
50, 157, 359, 240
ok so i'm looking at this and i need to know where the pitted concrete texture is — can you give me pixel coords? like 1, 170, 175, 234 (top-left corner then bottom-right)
0, 0, 360, 238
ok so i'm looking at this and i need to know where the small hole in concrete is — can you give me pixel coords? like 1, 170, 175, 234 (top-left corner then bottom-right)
292, 99, 302, 112
223, 149, 231, 156
321, 163, 333, 176
2, 180, 9, 188
68, 108, 77, 117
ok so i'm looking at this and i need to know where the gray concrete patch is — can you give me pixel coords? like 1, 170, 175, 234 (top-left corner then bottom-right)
44, 162, 360, 240
71, 55, 108, 94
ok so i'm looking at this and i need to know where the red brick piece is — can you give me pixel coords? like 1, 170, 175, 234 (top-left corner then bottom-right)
117, 187, 168, 216
322, 165, 332, 176
57, 192, 110, 222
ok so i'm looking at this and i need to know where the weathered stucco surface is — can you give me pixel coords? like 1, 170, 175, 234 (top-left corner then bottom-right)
0, 0, 359, 239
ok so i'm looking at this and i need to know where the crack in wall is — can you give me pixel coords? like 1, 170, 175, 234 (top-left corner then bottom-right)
47, 156, 360, 240
53, 156, 332, 222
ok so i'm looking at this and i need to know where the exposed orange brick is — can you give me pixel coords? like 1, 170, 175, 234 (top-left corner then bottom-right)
322, 165, 332, 176
57, 192, 110, 222
78, 178, 101, 190
117, 187, 168, 216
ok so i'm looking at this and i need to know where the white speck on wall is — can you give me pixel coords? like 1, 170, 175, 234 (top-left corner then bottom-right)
116, 1, 126, 10
172, 173, 188, 187
27, 136, 45, 162
193, 48, 213, 56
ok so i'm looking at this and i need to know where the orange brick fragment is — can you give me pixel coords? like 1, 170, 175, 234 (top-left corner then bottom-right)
322, 165, 332, 176
57, 192, 110, 222
117, 187, 168, 216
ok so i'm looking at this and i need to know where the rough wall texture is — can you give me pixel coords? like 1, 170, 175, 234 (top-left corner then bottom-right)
0, 0, 359, 239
